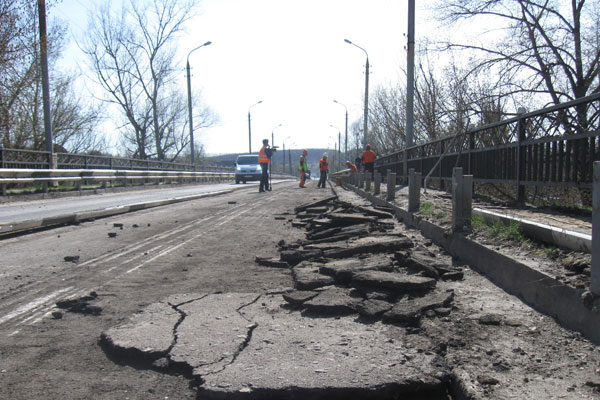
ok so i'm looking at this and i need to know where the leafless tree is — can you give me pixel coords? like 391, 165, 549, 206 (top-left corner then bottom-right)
435, 0, 600, 130
369, 85, 406, 153
0, 1, 104, 152
83, 0, 216, 161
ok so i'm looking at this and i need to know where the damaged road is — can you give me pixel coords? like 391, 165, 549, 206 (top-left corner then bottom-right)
97, 184, 600, 399
102, 292, 449, 399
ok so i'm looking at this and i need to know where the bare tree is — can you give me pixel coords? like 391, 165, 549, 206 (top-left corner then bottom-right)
0, 1, 103, 152
83, 0, 216, 161
369, 85, 406, 153
435, 0, 600, 127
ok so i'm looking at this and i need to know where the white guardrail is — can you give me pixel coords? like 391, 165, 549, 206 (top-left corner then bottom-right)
0, 168, 234, 192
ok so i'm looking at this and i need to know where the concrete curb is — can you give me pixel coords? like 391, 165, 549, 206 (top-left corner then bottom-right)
473, 207, 591, 253
0, 189, 233, 236
339, 183, 600, 345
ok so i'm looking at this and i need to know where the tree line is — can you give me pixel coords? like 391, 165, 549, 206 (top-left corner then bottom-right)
0, 0, 216, 163
349, 0, 599, 157
1, 0, 598, 164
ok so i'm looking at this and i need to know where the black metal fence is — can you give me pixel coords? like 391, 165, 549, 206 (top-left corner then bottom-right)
376, 93, 600, 201
0, 148, 231, 172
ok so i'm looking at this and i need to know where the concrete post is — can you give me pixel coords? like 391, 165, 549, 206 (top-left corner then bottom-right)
365, 173, 372, 191
452, 167, 473, 232
386, 171, 396, 202
358, 172, 365, 189
408, 168, 421, 213
592, 162, 600, 295
373, 172, 381, 195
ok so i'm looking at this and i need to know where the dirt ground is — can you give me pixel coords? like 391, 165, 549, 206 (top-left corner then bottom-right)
390, 187, 594, 293
0, 180, 599, 399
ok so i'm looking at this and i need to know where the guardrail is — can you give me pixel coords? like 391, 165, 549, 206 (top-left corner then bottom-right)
0, 168, 234, 196
376, 92, 600, 203
0, 147, 232, 172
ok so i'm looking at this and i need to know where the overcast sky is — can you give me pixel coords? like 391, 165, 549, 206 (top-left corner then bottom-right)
53, 0, 438, 155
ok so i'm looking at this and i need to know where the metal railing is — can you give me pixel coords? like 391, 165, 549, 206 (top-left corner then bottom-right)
0, 167, 234, 196
376, 93, 600, 201
0, 149, 232, 172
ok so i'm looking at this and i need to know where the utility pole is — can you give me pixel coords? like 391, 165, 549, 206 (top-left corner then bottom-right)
404, 0, 416, 184
38, 0, 53, 158
406, 0, 415, 148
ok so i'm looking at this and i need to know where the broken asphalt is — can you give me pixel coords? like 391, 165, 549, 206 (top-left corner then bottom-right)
100, 181, 600, 400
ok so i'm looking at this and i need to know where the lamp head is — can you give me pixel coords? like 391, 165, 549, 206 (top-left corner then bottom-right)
344, 39, 352, 44
203, 41, 212, 46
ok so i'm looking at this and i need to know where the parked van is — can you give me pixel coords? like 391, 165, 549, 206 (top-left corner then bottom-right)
235, 154, 262, 184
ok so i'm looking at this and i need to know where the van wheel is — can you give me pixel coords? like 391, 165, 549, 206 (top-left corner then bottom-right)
235, 179, 240, 184
243, 180, 247, 184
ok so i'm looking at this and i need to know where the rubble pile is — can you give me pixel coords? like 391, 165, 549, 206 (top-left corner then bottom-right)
259, 195, 464, 328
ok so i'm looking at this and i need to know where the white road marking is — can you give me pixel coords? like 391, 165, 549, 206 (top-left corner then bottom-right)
0, 287, 73, 326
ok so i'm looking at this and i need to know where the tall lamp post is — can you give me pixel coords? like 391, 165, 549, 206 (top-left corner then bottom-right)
248, 100, 263, 153
186, 40, 212, 169
333, 99, 348, 163
344, 39, 369, 148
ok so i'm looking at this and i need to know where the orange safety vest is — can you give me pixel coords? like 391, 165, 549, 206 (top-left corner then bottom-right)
319, 158, 328, 171
258, 145, 270, 163
362, 149, 376, 163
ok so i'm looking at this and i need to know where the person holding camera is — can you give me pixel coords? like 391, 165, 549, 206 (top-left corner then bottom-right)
258, 138, 276, 192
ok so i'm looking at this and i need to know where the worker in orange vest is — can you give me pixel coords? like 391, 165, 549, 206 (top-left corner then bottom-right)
258, 138, 275, 192
361, 144, 377, 178
299, 149, 309, 188
345, 160, 358, 173
318, 153, 329, 189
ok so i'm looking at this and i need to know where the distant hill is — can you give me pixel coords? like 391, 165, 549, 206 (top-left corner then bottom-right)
207, 148, 347, 172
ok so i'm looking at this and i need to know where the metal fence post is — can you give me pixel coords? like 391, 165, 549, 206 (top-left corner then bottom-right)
592, 161, 600, 295
517, 108, 527, 204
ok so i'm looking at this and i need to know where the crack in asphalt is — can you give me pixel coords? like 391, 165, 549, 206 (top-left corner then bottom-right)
165, 294, 210, 371
196, 294, 263, 378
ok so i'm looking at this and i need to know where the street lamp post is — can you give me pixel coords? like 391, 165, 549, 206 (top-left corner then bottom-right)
186, 41, 212, 169
344, 39, 369, 148
248, 100, 263, 153
333, 99, 348, 163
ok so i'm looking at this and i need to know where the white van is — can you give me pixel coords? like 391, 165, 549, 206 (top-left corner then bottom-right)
234, 154, 262, 184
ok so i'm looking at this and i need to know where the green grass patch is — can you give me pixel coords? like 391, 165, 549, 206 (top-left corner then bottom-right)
419, 201, 446, 219
472, 214, 527, 243
420, 201, 434, 215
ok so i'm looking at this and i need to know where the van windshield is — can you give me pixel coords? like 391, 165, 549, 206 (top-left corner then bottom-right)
237, 156, 258, 165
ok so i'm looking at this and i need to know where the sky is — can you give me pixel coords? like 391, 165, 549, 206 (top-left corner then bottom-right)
52, 0, 437, 156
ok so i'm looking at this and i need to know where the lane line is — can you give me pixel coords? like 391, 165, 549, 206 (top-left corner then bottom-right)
0, 287, 73, 326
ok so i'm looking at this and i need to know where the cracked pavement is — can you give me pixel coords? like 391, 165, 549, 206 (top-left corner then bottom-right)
101, 292, 449, 399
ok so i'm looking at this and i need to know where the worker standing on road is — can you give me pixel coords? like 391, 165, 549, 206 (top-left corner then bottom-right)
318, 153, 329, 189
361, 144, 377, 178
258, 139, 275, 193
299, 149, 309, 188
